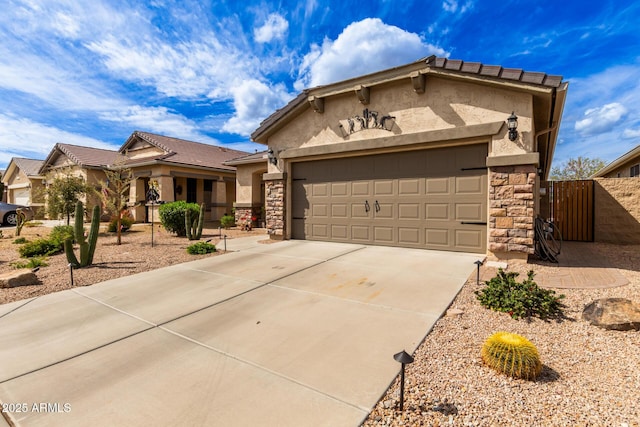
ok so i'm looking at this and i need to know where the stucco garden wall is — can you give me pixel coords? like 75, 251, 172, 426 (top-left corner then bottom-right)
594, 178, 640, 244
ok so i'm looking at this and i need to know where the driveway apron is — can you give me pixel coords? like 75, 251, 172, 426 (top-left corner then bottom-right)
0, 239, 480, 426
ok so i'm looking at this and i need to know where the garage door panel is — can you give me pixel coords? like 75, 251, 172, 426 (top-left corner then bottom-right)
398, 179, 420, 195
425, 178, 450, 194
456, 176, 484, 194
455, 229, 484, 251
398, 203, 420, 220
398, 228, 420, 244
331, 204, 348, 218
312, 224, 329, 238
425, 229, 449, 246
351, 181, 371, 196
455, 203, 483, 221
331, 225, 348, 239
376, 203, 393, 219
312, 204, 328, 217
373, 227, 393, 242
425, 204, 449, 220
312, 183, 329, 197
351, 203, 369, 218
331, 182, 348, 196
351, 226, 370, 241
374, 180, 394, 195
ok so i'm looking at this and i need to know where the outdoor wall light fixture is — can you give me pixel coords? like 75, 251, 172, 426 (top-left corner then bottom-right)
267, 148, 277, 165
507, 111, 518, 141
393, 350, 415, 411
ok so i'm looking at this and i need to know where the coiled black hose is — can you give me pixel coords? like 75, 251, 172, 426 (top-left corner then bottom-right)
534, 216, 562, 263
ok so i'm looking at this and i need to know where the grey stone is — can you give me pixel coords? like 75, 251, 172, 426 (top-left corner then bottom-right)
582, 298, 640, 331
0, 270, 41, 288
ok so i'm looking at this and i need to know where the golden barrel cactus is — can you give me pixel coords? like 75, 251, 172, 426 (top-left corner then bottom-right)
481, 331, 542, 380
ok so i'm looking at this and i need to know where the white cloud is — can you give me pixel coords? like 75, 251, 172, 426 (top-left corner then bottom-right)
622, 128, 640, 139
574, 103, 628, 135
294, 18, 447, 90
0, 114, 118, 167
254, 13, 289, 43
442, 0, 473, 14
222, 79, 293, 136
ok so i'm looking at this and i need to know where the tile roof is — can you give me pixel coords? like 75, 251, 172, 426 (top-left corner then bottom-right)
54, 143, 121, 168
223, 150, 269, 166
123, 131, 251, 171
591, 143, 640, 177
427, 57, 564, 88
11, 158, 45, 177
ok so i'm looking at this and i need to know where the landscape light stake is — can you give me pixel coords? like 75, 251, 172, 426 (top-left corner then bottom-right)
150, 201, 155, 248
223, 235, 227, 252
69, 263, 74, 287
393, 350, 414, 411
474, 260, 483, 285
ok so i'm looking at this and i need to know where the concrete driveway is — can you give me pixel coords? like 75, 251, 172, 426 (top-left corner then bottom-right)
0, 238, 480, 427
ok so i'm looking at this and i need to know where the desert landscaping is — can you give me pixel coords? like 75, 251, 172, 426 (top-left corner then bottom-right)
1, 223, 639, 426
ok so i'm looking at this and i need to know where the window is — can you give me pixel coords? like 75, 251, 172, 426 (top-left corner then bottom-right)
631, 164, 640, 177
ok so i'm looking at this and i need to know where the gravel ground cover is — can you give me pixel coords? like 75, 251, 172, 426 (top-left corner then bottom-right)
364, 243, 640, 427
0, 223, 266, 305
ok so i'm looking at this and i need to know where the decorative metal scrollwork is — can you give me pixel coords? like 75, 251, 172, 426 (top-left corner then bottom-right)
342, 108, 396, 135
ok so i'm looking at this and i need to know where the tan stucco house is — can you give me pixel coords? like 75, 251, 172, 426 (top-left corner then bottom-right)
39, 131, 249, 222
232, 56, 568, 260
2, 158, 46, 216
592, 143, 640, 178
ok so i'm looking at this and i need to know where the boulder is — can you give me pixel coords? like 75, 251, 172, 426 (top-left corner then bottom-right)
582, 298, 640, 331
0, 270, 41, 288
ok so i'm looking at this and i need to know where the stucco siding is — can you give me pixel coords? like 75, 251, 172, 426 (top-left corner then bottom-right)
594, 178, 640, 244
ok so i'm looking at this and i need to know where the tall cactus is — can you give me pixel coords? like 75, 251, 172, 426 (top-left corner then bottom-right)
64, 201, 101, 268
185, 203, 205, 240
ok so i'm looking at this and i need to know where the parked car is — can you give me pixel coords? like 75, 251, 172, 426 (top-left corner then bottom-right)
0, 202, 34, 226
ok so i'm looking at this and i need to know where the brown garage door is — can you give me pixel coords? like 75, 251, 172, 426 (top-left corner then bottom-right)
291, 144, 488, 253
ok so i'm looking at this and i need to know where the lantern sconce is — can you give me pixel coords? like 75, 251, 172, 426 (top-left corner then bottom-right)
507, 112, 518, 141
267, 148, 278, 165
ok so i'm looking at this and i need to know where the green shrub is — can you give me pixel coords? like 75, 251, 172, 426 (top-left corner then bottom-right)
13, 237, 28, 244
159, 201, 200, 236
220, 214, 235, 229
186, 241, 217, 255
11, 257, 48, 269
49, 225, 74, 247
481, 331, 542, 380
107, 213, 134, 232
19, 238, 61, 258
475, 269, 565, 320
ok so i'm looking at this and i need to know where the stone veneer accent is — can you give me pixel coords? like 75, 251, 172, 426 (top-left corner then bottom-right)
265, 179, 285, 237
489, 165, 536, 255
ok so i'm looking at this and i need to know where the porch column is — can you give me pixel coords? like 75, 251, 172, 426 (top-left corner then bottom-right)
156, 175, 175, 203
212, 179, 227, 220
488, 165, 536, 260
263, 172, 286, 239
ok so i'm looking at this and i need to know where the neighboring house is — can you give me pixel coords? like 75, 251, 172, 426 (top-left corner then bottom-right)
39, 131, 249, 222
235, 56, 568, 261
120, 131, 249, 222
591, 144, 640, 178
2, 158, 46, 217
224, 151, 269, 226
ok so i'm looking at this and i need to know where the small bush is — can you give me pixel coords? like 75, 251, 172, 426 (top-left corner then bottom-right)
186, 241, 216, 255
11, 257, 48, 269
475, 269, 565, 320
18, 239, 61, 258
220, 214, 235, 229
49, 225, 74, 247
13, 237, 28, 244
108, 213, 134, 232
159, 201, 200, 236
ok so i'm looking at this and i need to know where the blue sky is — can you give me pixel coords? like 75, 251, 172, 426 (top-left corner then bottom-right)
1, 0, 639, 171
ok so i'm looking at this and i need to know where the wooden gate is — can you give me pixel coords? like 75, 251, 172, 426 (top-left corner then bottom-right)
550, 180, 594, 241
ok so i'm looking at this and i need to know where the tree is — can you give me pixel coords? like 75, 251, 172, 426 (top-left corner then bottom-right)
549, 156, 606, 181
99, 158, 134, 245
44, 170, 92, 225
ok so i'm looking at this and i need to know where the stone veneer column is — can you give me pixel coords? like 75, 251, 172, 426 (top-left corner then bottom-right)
264, 173, 286, 238
489, 165, 536, 256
